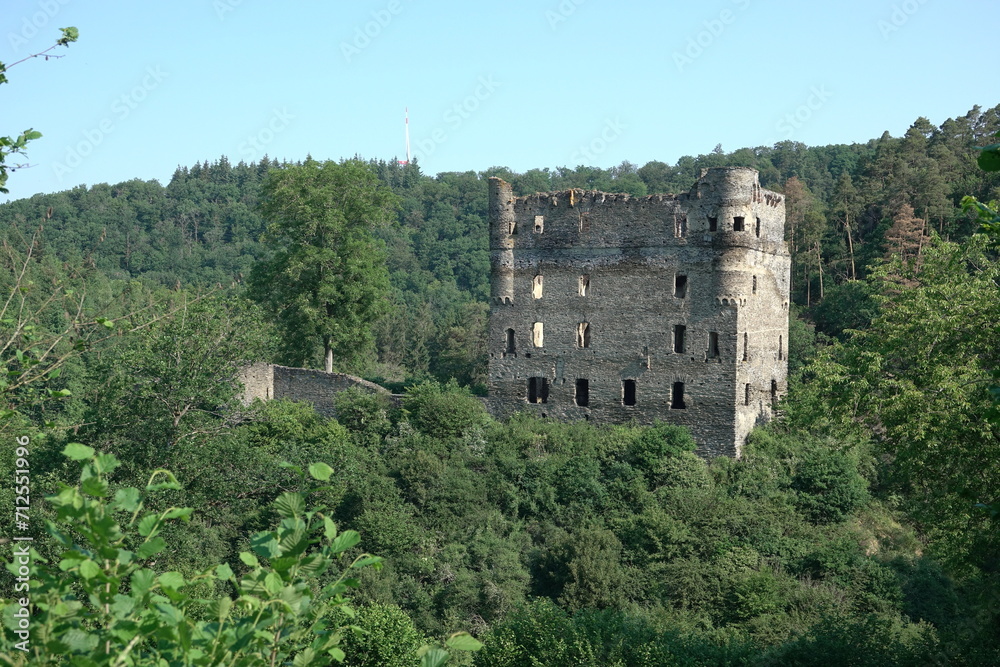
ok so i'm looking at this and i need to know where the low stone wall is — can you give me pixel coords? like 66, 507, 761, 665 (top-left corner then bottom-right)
238, 363, 395, 419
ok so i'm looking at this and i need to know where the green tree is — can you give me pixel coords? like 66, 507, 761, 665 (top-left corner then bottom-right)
249, 159, 397, 373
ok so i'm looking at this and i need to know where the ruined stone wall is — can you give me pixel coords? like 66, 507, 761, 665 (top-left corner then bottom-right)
238, 363, 392, 419
485, 167, 789, 458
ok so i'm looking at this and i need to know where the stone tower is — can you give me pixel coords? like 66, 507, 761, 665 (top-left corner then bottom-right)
485, 167, 790, 458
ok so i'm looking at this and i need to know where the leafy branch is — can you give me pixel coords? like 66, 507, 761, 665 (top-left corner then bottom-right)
0, 26, 78, 194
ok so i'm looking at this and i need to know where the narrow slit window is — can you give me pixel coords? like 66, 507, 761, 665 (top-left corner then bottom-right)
733, 216, 745, 231
505, 328, 515, 354
671, 382, 686, 409
707, 331, 720, 359
674, 325, 686, 354
778, 335, 783, 361
579, 275, 590, 297
623, 379, 637, 406
532, 275, 544, 299
771, 379, 778, 405
752, 275, 757, 294
534, 215, 544, 233
744, 383, 751, 406
743, 332, 749, 361
532, 322, 544, 348
674, 274, 688, 299
575, 379, 590, 407
509, 218, 517, 235
577, 322, 591, 348
579, 212, 590, 232
708, 216, 718, 232
755, 217, 761, 237
527, 377, 549, 404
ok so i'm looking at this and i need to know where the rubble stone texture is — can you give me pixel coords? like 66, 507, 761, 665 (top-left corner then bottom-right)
485, 167, 790, 458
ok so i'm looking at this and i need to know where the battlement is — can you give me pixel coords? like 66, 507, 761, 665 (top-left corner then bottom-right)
486, 167, 790, 458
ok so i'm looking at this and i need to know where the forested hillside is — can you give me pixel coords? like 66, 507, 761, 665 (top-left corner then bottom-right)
1, 104, 1000, 665
1, 104, 997, 385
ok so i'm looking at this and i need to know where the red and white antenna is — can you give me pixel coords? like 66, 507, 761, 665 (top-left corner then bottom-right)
398, 107, 411, 165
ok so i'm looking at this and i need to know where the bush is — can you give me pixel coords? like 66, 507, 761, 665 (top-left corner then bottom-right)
402, 380, 491, 440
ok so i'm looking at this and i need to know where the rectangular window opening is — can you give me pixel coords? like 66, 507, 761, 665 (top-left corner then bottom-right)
577, 322, 591, 348
575, 379, 590, 407
579, 275, 590, 297
743, 332, 749, 361
673, 325, 686, 354
755, 217, 761, 237
707, 331, 720, 360
675, 213, 687, 238
534, 215, 544, 233
532, 322, 544, 348
623, 379, 637, 406
532, 274, 543, 299
579, 212, 590, 232
505, 328, 515, 355
674, 274, 688, 299
778, 335, 783, 361
708, 216, 718, 232
671, 382, 686, 409
771, 379, 778, 405
527, 377, 549, 404
752, 275, 757, 294
744, 383, 751, 406
733, 216, 745, 231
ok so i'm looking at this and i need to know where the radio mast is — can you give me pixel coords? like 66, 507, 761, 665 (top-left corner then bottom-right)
398, 107, 411, 165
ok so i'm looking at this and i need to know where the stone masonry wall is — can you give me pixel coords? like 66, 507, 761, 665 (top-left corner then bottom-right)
485, 167, 790, 458
238, 363, 393, 419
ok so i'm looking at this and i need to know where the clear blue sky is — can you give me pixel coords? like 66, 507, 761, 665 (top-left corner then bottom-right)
1, 0, 994, 202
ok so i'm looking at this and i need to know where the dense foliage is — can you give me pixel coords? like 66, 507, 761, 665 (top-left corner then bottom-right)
2, 102, 1000, 663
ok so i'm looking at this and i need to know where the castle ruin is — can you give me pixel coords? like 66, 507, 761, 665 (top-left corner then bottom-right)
485, 167, 790, 458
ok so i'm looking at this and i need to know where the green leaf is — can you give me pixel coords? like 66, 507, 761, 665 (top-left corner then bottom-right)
330, 530, 361, 554
161, 507, 194, 521
63, 442, 95, 460
351, 555, 383, 569
215, 563, 234, 580
211, 596, 232, 622
136, 537, 166, 559
274, 491, 305, 519
78, 559, 100, 579
251, 532, 281, 558
977, 146, 1000, 172
324, 516, 338, 541
419, 647, 449, 667
113, 487, 140, 512
137, 514, 159, 537
446, 632, 483, 652
131, 569, 155, 595
80, 475, 108, 497
239, 551, 259, 567
309, 461, 334, 481
158, 571, 185, 590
